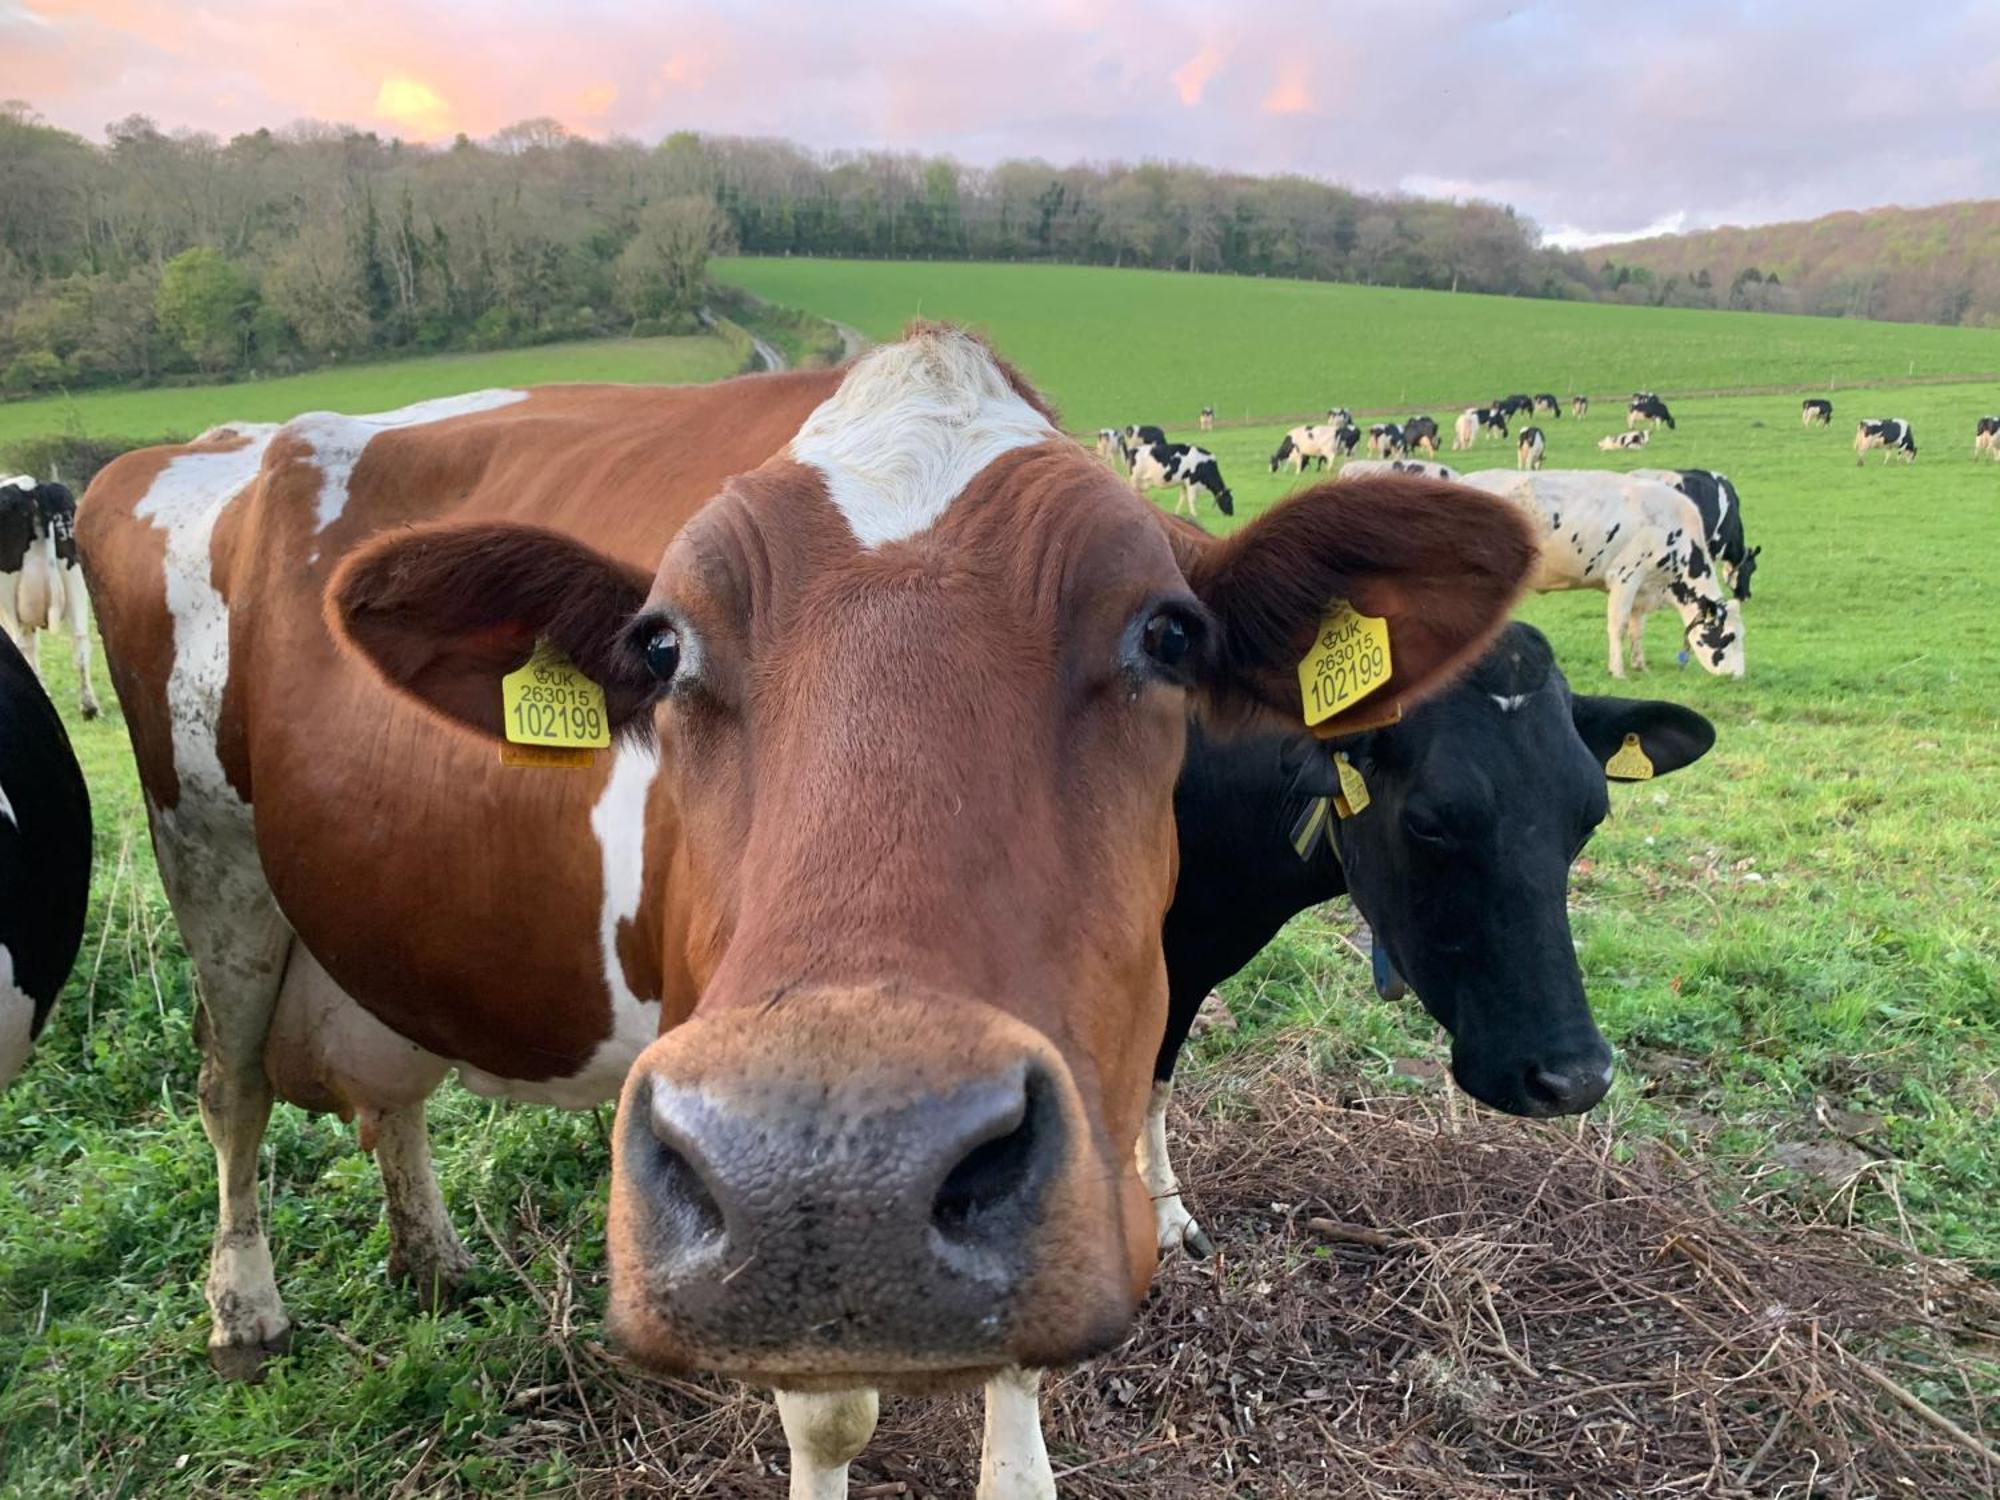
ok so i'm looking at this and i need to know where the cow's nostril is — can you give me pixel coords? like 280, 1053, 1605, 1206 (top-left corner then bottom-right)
639, 1080, 728, 1258
931, 1068, 1051, 1245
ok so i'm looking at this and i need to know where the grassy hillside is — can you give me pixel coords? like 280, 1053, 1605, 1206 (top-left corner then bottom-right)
0, 332, 747, 449
715, 257, 2000, 427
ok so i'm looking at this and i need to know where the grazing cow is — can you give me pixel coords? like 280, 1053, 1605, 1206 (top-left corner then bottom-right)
1452, 410, 1481, 451
1124, 424, 1167, 449
80, 329, 1537, 1492
1336, 459, 1459, 482
1478, 406, 1511, 439
1461, 468, 1746, 678
1532, 394, 1563, 419
1518, 426, 1546, 470
1198, 407, 1214, 433
0, 632, 93, 1090
1853, 418, 1916, 464
1326, 406, 1353, 428
1571, 395, 1590, 419
1367, 422, 1406, 458
0, 476, 100, 719
1328, 421, 1361, 461
1801, 399, 1833, 427
1627, 394, 1676, 430
1145, 624, 1715, 1253
1973, 415, 1998, 459
1269, 424, 1345, 474
1094, 428, 1124, 468
1633, 469, 1760, 601
1495, 394, 1533, 421
1131, 439, 1235, 516
1599, 430, 1649, 452
1403, 415, 1440, 455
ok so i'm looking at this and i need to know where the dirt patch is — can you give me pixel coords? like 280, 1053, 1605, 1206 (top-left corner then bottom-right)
480, 1038, 1999, 1497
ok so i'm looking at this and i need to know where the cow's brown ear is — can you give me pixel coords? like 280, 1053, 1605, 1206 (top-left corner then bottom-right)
327, 522, 655, 740
1171, 476, 1536, 736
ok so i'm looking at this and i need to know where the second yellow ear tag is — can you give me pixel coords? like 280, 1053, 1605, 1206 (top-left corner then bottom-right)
1297, 602, 1392, 727
1333, 753, 1371, 817
1605, 732, 1655, 781
501, 639, 612, 751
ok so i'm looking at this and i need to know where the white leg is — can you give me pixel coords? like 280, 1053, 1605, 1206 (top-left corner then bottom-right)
980, 1367, 1056, 1500
1135, 1079, 1211, 1256
60, 566, 99, 718
373, 1097, 475, 1309
1604, 577, 1641, 679
776, 1388, 879, 1500
1626, 605, 1647, 673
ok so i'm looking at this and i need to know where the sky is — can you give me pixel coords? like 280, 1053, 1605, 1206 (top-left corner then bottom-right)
5, 0, 2000, 248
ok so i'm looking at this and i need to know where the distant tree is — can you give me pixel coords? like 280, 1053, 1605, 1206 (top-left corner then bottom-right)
155, 247, 256, 372
615, 195, 730, 323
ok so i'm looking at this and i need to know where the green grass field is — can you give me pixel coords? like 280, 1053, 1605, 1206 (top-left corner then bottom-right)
0, 333, 746, 451
1, 264, 1996, 1493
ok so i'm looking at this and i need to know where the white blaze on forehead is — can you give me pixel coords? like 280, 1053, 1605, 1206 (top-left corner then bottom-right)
788, 330, 1059, 549
283, 389, 528, 557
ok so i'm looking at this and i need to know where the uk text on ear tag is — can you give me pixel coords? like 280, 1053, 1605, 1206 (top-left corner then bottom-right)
1297, 601, 1393, 728
1290, 796, 1331, 860
501, 638, 611, 757
1605, 732, 1655, 781
1333, 754, 1371, 817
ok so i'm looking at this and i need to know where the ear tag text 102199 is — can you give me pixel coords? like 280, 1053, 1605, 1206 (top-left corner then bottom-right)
499, 639, 610, 769
1298, 601, 1392, 728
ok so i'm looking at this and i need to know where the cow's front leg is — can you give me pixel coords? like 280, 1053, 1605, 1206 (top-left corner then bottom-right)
980, 1367, 1056, 1499
776, 1388, 879, 1500
1135, 1079, 1212, 1256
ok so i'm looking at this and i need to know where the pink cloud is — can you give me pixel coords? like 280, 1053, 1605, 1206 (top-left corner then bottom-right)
1171, 41, 1229, 106
1261, 59, 1312, 116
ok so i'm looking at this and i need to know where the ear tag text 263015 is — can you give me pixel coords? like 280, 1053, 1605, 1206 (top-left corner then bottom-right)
500, 639, 611, 769
1298, 601, 1392, 729
1604, 732, 1655, 781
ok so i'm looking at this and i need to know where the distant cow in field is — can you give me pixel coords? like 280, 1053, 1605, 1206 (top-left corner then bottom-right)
1337, 458, 1460, 482
1327, 406, 1353, 428
1124, 423, 1167, 449
1495, 394, 1534, 421
1572, 395, 1590, 418
1973, 415, 1998, 459
1628, 394, 1676, 430
1854, 418, 1916, 464
1459, 407, 1508, 447
1801, 399, 1833, 427
1269, 424, 1345, 474
1198, 406, 1214, 432
1131, 439, 1235, 515
1635, 468, 1760, 601
1518, 426, 1546, 470
1095, 428, 1125, 467
1600, 430, 1649, 451
1403, 415, 1440, 455
0, 475, 99, 719
1367, 422, 1405, 458
1533, 394, 1562, 419
1462, 468, 1746, 678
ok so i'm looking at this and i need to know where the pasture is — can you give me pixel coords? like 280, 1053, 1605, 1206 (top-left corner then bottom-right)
1, 267, 1997, 1495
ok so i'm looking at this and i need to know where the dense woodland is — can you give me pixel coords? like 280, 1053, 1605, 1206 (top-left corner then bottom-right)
4, 100, 1996, 397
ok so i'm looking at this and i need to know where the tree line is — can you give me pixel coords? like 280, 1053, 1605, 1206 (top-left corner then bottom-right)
4, 100, 1994, 399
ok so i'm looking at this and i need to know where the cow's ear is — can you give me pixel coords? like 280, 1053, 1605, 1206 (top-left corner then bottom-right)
1570, 695, 1716, 781
328, 521, 656, 740
1165, 476, 1536, 736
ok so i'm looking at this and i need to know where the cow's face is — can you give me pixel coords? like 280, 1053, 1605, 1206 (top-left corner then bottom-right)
1328, 625, 1714, 1116
330, 329, 1535, 1391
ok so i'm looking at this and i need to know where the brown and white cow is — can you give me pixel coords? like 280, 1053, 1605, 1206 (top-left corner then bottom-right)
81, 327, 1533, 1496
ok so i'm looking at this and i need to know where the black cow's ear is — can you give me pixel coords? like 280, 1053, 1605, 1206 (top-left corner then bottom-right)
1570, 696, 1716, 782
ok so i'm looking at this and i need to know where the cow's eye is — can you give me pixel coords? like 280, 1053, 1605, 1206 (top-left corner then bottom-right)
1405, 807, 1452, 846
643, 627, 681, 682
1143, 612, 1192, 669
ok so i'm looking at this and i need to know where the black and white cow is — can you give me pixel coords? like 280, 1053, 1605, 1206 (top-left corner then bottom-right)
1327, 406, 1353, 428
1533, 394, 1563, 419
1495, 394, 1534, 421
1198, 406, 1215, 433
1634, 468, 1760, 601
1403, 415, 1440, 455
1141, 623, 1717, 1254
1337, 458, 1460, 482
0, 631, 93, 1088
1094, 428, 1125, 468
1972, 415, 1998, 459
1801, 398, 1833, 427
1367, 422, 1406, 458
1329, 421, 1361, 461
1454, 407, 1505, 449
0, 476, 99, 719
1572, 394, 1590, 419
1462, 468, 1746, 678
1628, 394, 1676, 430
1518, 426, 1546, 470
1599, 429, 1649, 451
1853, 418, 1916, 465
1269, 424, 1345, 474
1129, 439, 1234, 516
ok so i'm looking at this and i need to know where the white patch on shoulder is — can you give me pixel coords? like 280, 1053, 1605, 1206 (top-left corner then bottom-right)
788, 330, 1057, 548
0, 945, 37, 1088
455, 740, 662, 1108
5, 475, 34, 491
283, 389, 528, 558
0, 775, 13, 829
1490, 693, 1528, 713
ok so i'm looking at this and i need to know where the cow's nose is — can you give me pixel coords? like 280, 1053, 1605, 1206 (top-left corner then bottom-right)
625, 1059, 1064, 1356
1521, 1055, 1613, 1116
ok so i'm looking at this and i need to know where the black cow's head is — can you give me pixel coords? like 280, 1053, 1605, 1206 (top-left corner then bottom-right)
1734, 545, 1762, 601
1320, 624, 1714, 1116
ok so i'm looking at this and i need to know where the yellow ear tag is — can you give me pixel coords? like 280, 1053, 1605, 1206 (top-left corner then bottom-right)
500, 638, 611, 763
1297, 601, 1393, 728
1333, 754, 1371, 818
1605, 732, 1655, 781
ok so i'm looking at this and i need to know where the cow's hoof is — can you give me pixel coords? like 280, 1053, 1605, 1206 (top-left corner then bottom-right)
80, 700, 100, 721
209, 1325, 292, 1382
1182, 1221, 1217, 1258
390, 1245, 479, 1312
